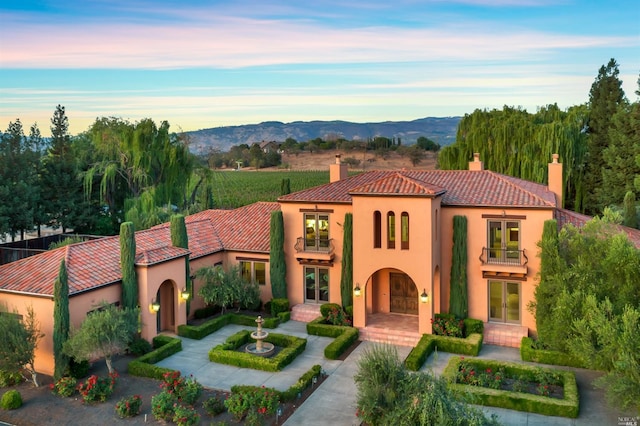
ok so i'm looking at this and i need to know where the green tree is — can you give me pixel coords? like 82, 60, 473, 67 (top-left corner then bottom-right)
340, 213, 353, 308
280, 178, 291, 196
63, 303, 138, 374
416, 136, 440, 152
585, 58, 626, 214
0, 304, 44, 387
170, 214, 191, 313
269, 210, 287, 299
0, 119, 39, 240
449, 215, 468, 318
197, 265, 260, 313
53, 259, 70, 380
120, 222, 138, 312
623, 191, 638, 228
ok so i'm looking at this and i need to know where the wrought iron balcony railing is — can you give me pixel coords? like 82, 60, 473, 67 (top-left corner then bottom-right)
295, 237, 335, 255
479, 247, 528, 267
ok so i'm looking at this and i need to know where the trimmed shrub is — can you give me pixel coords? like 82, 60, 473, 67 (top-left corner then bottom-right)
1, 390, 22, 410
67, 358, 90, 379
280, 365, 322, 402
520, 337, 586, 369
344, 305, 353, 318
178, 313, 279, 340
194, 305, 219, 320
306, 317, 359, 359
405, 332, 483, 371
270, 298, 290, 317
127, 335, 182, 379
320, 303, 341, 318
277, 311, 291, 323
128, 336, 152, 357
209, 332, 307, 372
464, 318, 484, 335
443, 356, 579, 418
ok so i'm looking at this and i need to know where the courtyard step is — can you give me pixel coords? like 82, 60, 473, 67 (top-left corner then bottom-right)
358, 326, 421, 347
290, 304, 322, 323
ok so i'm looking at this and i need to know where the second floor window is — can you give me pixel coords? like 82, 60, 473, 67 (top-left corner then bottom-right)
387, 212, 395, 249
401, 212, 409, 250
373, 211, 381, 248
305, 213, 329, 251
488, 220, 520, 262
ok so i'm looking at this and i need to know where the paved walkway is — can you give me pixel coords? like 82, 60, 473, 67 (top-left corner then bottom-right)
155, 321, 635, 426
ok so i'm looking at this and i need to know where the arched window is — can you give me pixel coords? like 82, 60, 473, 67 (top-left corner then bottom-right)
373, 211, 381, 248
401, 212, 409, 250
387, 212, 395, 249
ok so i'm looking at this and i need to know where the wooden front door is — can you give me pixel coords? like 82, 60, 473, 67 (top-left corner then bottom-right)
390, 273, 418, 315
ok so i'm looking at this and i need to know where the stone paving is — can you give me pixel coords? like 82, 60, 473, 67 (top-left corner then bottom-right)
154, 320, 636, 426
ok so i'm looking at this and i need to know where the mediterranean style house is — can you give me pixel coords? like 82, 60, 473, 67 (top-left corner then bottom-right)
1, 153, 639, 376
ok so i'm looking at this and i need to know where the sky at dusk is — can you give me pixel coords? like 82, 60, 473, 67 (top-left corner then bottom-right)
1, 0, 639, 137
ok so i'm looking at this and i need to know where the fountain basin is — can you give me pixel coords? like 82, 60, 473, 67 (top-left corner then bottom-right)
245, 341, 276, 357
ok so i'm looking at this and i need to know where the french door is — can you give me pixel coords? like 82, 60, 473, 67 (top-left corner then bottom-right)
305, 266, 329, 303
488, 281, 520, 323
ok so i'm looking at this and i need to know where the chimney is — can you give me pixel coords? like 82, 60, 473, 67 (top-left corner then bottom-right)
468, 153, 484, 171
330, 154, 348, 183
548, 153, 563, 207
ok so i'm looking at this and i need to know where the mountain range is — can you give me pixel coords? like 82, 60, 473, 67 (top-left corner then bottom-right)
185, 116, 461, 154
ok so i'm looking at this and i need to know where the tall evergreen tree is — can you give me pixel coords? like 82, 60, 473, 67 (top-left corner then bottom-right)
623, 191, 637, 229
340, 213, 353, 308
585, 58, 626, 214
170, 214, 191, 313
269, 210, 287, 299
120, 222, 138, 311
280, 178, 291, 195
53, 259, 70, 380
449, 216, 468, 318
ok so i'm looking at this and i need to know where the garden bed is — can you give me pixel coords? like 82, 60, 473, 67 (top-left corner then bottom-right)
442, 356, 579, 418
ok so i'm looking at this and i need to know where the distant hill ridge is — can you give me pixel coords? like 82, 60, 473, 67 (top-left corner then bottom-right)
185, 116, 461, 154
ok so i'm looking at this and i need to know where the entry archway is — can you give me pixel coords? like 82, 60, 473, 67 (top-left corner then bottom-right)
156, 280, 176, 333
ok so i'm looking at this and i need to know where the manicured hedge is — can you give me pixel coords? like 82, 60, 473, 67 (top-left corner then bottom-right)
208, 331, 307, 372
320, 303, 342, 318
127, 335, 182, 379
443, 356, 579, 418
306, 316, 359, 360
520, 337, 586, 369
270, 298, 290, 317
230, 364, 323, 403
178, 313, 281, 340
405, 333, 483, 371
463, 318, 484, 335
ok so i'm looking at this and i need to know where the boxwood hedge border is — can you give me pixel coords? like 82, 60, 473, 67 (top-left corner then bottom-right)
127, 335, 182, 379
405, 332, 483, 371
520, 337, 586, 369
306, 317, 359, 360
177, 312, 289, 340
442, 356, 579, 418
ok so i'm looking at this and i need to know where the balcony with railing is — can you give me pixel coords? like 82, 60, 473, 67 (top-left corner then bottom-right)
479, 247, 528, 278
294, 237, 335, 265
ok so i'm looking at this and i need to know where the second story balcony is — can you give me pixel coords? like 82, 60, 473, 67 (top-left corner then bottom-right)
294, 237, 335, 266
479, 247, 528, 277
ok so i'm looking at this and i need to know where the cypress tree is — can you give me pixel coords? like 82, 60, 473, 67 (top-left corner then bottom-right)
269, 210, 287, 299
340, 213, 353, 308
53, 258, 70, 380
623, 191, 638, 229
449, 216, 468, 318
280, 178, 291, 195
170, 214, 191, 313
120, 221, 138, 311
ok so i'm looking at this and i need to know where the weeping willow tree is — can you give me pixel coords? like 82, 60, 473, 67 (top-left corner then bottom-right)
439, 104, 588, 211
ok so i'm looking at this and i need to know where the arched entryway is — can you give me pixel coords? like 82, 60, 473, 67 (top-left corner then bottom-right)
156, 280, 176, 333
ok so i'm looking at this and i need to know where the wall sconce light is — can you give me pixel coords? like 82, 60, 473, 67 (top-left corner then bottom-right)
420, 289, 429, 303
354, 284, 361, 297
180, 288, 190, 301
150, 299, 160, 313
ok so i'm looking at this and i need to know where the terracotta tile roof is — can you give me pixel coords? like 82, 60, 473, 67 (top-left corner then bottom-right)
349, 172, 446, 197
0, 202, 280, 297
555, 208, 640, 249
279, 170, 556, 208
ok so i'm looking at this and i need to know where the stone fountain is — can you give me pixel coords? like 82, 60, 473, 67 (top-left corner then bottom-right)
245, 315, 275, 357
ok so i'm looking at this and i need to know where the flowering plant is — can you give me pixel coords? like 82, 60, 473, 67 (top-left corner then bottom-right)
115, 394, 142, 418
325, 307, 352, 326
160, 371, 203, 405
151, 391, 177, 421
225, 385, 279, 420
172, 403, 200, 426
77, 372, 118, 403
50, 376, 77, 397
431, 315, 464, 337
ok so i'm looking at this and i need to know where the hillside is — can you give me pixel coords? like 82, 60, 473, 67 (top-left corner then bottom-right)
266, 150, 438, 171
186, 117, 460, 154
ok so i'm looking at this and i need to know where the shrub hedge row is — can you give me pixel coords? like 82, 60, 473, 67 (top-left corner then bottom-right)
520, 337, 586, 369
306, 317, 359, 359
230, 364, 323, 404
127, 335, 182, 379
442, 356, 579, 418
405, 333, 483, 371
177, 312, 286, 340
208, 331, 307, 372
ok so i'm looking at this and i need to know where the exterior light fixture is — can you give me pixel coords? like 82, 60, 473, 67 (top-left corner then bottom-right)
354, 284, 361, 297
150, 299, 160, 313
180, 288, 190, 301
420, 289, 429, 303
